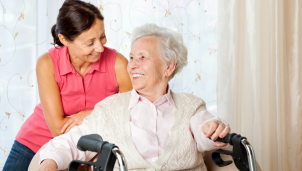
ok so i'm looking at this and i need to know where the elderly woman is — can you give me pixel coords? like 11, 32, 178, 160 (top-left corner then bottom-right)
37, 23, 230, 171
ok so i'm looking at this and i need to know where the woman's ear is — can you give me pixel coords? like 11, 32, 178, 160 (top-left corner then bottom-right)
58, 34, 69, 46
165, 62, 176, 77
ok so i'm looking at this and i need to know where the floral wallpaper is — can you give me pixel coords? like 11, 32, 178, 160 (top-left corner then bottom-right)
0, 0, 217, 168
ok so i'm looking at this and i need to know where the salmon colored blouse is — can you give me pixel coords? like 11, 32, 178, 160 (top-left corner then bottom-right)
16, 46, 119, 153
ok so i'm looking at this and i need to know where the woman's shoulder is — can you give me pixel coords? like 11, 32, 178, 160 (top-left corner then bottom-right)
104, 46, 116, 52
103, 46, 126, 61
94, 91, 131, 107
102, 46, 116, 58
101, 46, 126, 65
36, 52, 53, 70
48, 46, 67, 59
115, 52, 128, 67
36, 52, 56, 82
172, 91, 206, 105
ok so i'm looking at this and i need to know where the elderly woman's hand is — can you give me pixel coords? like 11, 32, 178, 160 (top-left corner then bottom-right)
37, 159, 58, 171
61, 109, 92, 134
201, 119, 230, 147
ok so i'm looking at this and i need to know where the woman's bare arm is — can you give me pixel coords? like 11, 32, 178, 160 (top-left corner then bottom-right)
115, 52, 133, 92
38, 52, 131, 137
36, 53, 70, 137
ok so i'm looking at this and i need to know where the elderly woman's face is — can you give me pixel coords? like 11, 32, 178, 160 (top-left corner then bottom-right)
127, 36, 168, 93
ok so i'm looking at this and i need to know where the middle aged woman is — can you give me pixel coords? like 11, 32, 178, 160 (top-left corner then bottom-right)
36, 23, 230, 171
3, 0, 132, 171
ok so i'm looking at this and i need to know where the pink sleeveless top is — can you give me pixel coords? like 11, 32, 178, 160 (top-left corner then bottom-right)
16, 46, 119, 153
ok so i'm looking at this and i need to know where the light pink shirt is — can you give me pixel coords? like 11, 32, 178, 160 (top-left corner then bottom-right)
40, 89, 226, 170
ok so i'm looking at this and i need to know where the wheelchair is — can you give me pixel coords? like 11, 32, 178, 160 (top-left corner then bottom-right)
68, 133, 258, 171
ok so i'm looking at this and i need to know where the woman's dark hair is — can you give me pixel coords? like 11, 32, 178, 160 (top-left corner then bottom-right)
51, 0, 104, 46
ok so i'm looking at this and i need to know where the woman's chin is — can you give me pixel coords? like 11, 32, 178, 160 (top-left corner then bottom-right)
89, 55, 101, 62
132, 84, 144, 91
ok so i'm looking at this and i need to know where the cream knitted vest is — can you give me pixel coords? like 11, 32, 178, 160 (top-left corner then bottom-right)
87, 91, 208, 171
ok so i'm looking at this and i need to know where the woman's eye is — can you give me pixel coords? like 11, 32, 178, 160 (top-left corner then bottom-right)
142, 56, 145, 59
87, 43, 93, 46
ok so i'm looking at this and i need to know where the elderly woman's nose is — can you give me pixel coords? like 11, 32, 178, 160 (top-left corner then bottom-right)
129, 58, 140, 69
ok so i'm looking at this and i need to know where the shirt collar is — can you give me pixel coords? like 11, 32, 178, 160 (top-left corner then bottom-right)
128, 85, 177, 110
59, 46, 74, 76
59, 46, 107, 76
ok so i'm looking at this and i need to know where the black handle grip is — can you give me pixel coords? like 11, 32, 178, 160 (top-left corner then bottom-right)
77, 134, 104, 153
214, 134, 231, 143
209, 133, 236, 144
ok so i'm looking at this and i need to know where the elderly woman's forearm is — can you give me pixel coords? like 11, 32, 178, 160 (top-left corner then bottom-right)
40, 119, 97, 170
190, 110, 224, 152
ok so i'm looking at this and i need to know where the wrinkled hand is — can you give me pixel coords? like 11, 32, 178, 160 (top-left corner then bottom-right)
201, 119, 230, 147
61, 110, 92, 134
37, 159, 57, 171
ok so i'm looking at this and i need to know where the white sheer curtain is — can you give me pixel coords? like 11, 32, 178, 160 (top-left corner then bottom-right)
0, 0, 39, 168
0, 0, 218, 168
217, 0, 302, 171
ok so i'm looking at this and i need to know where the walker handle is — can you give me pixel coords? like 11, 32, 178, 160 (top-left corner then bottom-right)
69, 134, 128, 171
214, 133, 233, 144
210, 133, 235, 145
211, 133, 258, 171
77, 134, 105, 153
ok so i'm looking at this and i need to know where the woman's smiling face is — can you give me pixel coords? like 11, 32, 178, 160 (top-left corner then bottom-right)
66, 18, 107, 63
127, 36, 168, 94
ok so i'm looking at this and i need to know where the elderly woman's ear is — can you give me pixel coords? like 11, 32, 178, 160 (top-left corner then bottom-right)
165, 62, 176, 78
